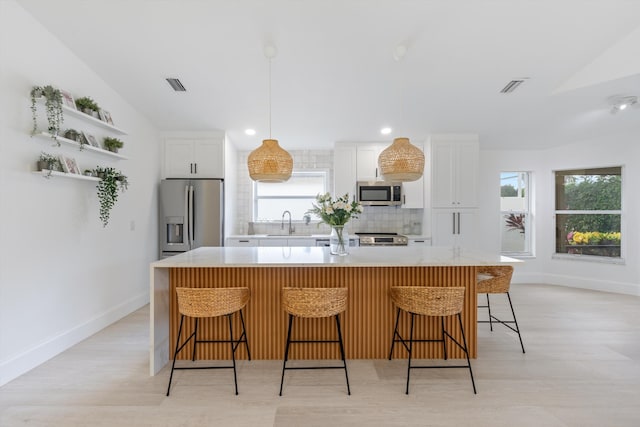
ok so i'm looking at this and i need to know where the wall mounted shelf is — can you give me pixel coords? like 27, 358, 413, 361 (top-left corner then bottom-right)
32, 170, 100, 182
35, 97, 128, 135
34, 132, 128, 160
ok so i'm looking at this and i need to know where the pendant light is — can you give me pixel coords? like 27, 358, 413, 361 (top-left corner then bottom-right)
378, 137, 425, 182
247, 44, 293, 182
377, 44, 424, 182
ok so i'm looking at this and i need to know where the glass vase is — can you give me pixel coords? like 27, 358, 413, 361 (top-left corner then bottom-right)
330, 225, 349, 256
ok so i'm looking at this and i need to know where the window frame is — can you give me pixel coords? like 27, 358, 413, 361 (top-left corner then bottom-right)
500, 171, 533, 257
252, 169, 329, 221
552, 165, 624, 264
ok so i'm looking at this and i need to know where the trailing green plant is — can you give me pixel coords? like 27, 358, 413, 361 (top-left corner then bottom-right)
75, 96, 100, 113
94, 166, 128, 227
103, 137, 124, 152
30, 85, 64, 139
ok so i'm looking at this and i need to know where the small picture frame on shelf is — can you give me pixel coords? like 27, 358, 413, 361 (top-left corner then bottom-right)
82, 131, 101, 148
99, 109, 114, 125
59, 155, 80, 174
60, 90, 76, 109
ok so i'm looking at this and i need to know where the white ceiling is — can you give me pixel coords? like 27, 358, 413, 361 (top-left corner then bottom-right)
17, 0, 640, 151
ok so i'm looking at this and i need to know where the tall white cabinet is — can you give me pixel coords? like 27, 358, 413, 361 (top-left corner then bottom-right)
430, 135, 479, 248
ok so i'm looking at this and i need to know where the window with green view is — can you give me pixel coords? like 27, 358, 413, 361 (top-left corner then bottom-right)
554, 167, 622, 259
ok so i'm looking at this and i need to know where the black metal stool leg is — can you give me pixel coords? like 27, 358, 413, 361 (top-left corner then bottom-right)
239, 309, 251, 360
227, 314, 238, 395
405, 313, 415, 395
441, 316, 448, 360
191, 318, 199, 361
457, 313, 477, 394
507, 292, 526, 353
279, 314, 294, 396
486, 294, 493, 331
388, 308, 401, 360
166, 315, 185, 396
335, 314, 351, 395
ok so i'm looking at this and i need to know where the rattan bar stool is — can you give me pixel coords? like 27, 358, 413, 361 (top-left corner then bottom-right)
279, 287, 351, 396
477, 265, 525, 353
388, 286, 476, 394
166, 287, 251, 396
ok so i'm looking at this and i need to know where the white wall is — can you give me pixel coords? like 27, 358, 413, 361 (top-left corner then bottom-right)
477, 134, 640, 295
0, 1, 161, 385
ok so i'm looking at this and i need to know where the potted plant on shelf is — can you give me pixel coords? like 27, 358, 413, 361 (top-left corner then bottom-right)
37, 152, 62, 174
75, 96, 100, 118
103, 137, 124, 153
30, 85, 64, 139
94, 166, 129, 227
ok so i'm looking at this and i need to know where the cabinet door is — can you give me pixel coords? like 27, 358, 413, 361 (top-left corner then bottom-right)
288, 238, 316, 247
258, 238, 288, 247
431, 142, 455, 207
408, 237, 431, 246
334, 145, 357, 198
226, 238, 258, 247
165, 139, 194, 178
356, 144, 383, 181
432, 209, 477, 248
454, 142, 478, 207
193, 139, 224, 178
401, 177, 424, 208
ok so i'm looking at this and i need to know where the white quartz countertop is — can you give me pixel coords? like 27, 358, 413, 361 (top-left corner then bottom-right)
152, 246, 521, 268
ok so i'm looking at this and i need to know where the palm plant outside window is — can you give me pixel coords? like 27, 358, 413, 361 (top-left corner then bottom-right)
501, 172, 532, 256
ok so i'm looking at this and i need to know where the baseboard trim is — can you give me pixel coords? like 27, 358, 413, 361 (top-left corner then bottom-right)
0, 293, 149, 387
513, 272, 640, 296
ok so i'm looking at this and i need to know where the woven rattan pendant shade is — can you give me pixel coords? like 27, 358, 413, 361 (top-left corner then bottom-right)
248, 139, 293, 182
378, 137, 425, 182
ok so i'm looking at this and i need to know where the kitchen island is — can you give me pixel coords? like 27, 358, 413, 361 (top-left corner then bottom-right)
150, 246, 520, 375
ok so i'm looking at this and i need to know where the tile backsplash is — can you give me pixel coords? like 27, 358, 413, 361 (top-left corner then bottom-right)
235, 149, 423, 236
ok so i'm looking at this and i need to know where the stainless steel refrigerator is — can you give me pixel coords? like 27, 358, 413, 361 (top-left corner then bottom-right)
159, 179, 224, 258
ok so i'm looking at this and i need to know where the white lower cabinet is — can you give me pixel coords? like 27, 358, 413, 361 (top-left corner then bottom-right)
432, 209, 477, 248
226, 238, 259, 247
226, 237, 319, 247
408, 237, 431, 246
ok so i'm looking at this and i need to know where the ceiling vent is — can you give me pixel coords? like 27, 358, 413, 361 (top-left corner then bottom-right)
166, 78, 186, 92
500, 79, 526, 94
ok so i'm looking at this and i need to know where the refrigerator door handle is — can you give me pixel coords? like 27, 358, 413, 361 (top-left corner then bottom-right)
189, 185, 195, 246
183, 185, 190, 246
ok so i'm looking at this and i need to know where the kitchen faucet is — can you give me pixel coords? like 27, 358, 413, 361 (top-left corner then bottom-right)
281, 210, 294, 235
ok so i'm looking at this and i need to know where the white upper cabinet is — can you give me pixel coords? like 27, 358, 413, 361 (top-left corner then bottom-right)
164, 138, 224, 178
333, 144, 357, 198
431, 137, 479, 208
356, 144, 385, 181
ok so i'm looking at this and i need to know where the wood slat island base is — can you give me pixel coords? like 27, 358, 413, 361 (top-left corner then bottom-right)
150, 246, 520, 375
169, 266, 478, 362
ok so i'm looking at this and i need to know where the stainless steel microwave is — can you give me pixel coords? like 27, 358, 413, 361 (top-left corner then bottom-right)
356, 181, 402, 206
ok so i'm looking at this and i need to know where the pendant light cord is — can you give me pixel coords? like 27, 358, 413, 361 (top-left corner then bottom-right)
268, 56, 272, 139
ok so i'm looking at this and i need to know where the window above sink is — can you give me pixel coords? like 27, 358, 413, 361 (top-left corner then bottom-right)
253, 170, 328, 221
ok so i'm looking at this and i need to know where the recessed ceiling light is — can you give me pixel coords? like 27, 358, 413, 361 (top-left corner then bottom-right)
245, 129, 256, 136
381, 127, 392, 135
610, 95, 637, 114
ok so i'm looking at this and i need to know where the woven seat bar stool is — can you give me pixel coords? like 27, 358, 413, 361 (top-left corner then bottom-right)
279, 287, 351, 396
166, 287, 251, 396
477, 265, 525, 353
388, 286, 476, 394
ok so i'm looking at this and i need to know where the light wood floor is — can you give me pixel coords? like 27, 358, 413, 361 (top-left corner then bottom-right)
1, 283, 639, 427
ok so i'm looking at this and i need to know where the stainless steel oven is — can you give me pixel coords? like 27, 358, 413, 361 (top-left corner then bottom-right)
356, 233, 408, 246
